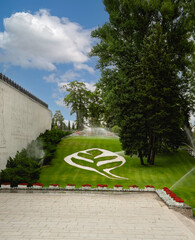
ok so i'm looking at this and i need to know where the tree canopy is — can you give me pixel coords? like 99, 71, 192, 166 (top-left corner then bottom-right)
63, 81, 104, 129
90, 0, 194, 164
53, 110, 65, 130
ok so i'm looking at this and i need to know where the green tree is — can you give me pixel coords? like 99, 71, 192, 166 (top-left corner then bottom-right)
88, 87, 105, 126
68, 120, 71, 130
63, 81, 90, 130
53, 110, 65, 130
90, 0, 194, 164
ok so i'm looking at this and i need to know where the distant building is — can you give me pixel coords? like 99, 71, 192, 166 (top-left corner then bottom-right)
0, 73, 52, 170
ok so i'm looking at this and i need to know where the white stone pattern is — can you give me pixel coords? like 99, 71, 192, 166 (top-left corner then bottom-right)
64, 148, 128, 179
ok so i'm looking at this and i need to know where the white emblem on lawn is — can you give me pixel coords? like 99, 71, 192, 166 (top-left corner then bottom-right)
64, 148, 128, 179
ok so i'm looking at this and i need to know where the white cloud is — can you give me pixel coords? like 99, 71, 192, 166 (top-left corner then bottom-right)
74, 63, 94, 74
55, 97, 65, 107
84, 82, 96, 92
58, 81, 96, 92
51, 92, 58, 98
0, 9, 92, 70
43, 73, 59, 83
60, 70, 80, 82
43, 70, 80, 83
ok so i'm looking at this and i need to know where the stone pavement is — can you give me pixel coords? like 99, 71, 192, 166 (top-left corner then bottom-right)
0, 192, 194, 240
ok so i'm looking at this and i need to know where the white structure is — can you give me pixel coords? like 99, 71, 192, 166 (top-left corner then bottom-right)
0, 74, 52, 170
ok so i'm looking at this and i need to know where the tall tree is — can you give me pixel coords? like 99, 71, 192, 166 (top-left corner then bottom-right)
68, 120, 71, 130
90, 0, 194, 164
53, 110, 65, 130
63, 81, 90, 130
88, 88, 105, 126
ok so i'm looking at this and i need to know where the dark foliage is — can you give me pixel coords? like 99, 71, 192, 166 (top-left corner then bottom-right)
38, 129, 71, 165
0, 149, 41, 187
0, 129, 72, 186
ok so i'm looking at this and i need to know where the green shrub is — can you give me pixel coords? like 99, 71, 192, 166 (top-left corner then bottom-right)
0, 149, 41, 187
0, 129, 72, 186
112, 125, 121, 135
38, 129, 71, 165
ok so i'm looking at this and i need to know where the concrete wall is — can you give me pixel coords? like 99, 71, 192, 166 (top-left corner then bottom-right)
0, 77, 52, 170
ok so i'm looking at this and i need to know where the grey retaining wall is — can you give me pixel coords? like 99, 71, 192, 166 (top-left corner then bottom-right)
0, 73, 52, 170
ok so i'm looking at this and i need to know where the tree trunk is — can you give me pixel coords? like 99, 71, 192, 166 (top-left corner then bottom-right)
147, 133, 153, 164
138, 150, 144, 165
150, 135, 156, 165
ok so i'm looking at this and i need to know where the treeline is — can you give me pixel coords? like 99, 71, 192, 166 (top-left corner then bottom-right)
0, 129, 71, 186
52, 110, 76, 131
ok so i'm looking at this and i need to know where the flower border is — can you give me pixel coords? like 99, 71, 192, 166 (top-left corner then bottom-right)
0, 183, 186, 208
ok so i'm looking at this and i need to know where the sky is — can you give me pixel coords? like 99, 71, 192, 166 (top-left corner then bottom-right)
0, 0, 109, 124
0, 1, 194, 127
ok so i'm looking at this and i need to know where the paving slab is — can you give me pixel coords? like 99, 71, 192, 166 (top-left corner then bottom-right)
0, 192, 194, 240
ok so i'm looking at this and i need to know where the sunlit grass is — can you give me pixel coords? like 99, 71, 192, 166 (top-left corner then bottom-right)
39, 136, 195, 211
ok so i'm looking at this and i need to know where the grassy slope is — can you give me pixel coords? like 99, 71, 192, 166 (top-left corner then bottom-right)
39, 136, 195, 210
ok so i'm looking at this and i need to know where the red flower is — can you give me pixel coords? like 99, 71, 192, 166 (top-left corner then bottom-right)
163, 187, 184, 203
97, 184, 108, 187
114, 184, 123, 187
128, 185, 138, 188
49, 184, 59, 187
82, 184, 91, 187
67, 184, 75, 186
145, 185, 155, 188
18, 183, 28, 186
175, 198, 184, 203
1, 183, 11, 185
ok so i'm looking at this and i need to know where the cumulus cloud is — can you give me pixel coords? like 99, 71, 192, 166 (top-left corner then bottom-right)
0, 9, 92, 70
43, 73, 60, 83
43, 70, 80, 83
84, 82, 96, 92
74, 63, 94, 74
55, 97, 65, 107
60, 70, 80, 82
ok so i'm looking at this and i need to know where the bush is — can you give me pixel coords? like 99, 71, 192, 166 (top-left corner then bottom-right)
0, 129, 72, 186
112, 125, 121, 135
38, 129, 71, 165
0, 149, 41, 187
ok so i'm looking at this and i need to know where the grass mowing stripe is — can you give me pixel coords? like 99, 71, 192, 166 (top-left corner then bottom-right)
39, 136, 195, 211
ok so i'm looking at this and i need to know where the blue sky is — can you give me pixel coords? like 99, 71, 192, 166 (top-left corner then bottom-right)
0, 0, 109, 123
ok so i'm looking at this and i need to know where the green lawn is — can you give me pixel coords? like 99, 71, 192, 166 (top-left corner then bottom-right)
39, 136, 195, 212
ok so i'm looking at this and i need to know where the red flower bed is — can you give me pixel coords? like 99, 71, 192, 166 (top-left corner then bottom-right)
18, 183, 28, 186
67, 184, 76, 186
128, 185, 138, 188
82, 184, 91, 187
145, 185, 155, 188
32, 183, 43, 187
49, 184, 59, 187
1, 183, 11, 185
114, 184, 123, 187
97, 184, 108, 187
163, 187, 184, 203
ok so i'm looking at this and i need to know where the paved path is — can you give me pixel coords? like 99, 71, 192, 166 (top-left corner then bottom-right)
0, 192, 194, 240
